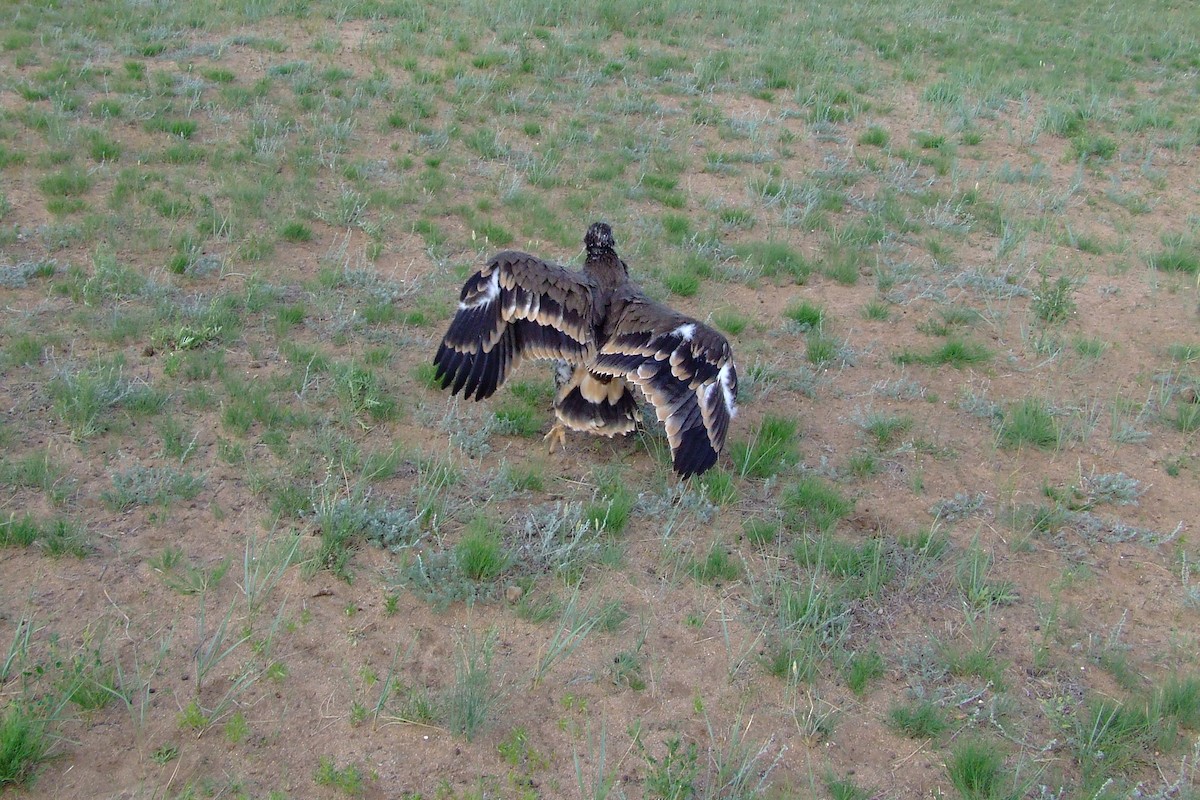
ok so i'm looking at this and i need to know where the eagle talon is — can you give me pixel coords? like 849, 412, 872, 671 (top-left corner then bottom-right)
543, 423, 568, 453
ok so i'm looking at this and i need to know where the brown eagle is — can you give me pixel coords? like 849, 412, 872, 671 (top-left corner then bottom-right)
432, 222, 737, 478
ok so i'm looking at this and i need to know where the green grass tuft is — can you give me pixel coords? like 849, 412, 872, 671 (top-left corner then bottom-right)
456, 516, 511, 581
688, 541, 742, 585
783, 477, 854, 535
888, 700, 949, 739
280, 220, 313, 242
843, 650, 885, 697
0, 705, 51, 788
894, 339, 990, 368
1147, 244, 1199, 275
735, 241, 810, 283
731, 415, 799, 479
858, 126, 889, 147
783, 301, 824, 329
998, 398, 1060, 450
946, 739, 1006, 800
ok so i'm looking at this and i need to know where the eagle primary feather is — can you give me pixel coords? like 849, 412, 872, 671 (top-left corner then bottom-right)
432, 222, 738, 478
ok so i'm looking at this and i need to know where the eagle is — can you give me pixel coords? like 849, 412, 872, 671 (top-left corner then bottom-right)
432, 222, 738, 478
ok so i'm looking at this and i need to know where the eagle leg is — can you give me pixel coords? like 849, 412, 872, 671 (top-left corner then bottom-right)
543, 422, 568, 454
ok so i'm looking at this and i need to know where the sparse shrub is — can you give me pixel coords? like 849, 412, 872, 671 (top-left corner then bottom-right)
102, 466, 203, 511
443, 629, 503, 741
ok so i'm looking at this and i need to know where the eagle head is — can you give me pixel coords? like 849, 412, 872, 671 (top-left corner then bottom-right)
585, 222, 616, 254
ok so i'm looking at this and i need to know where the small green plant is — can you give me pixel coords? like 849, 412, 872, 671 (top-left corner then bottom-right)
712, 310, 748, 335
1073, 337, 1107, 359
843, 650, 885, 696
783, 301, 824, 329
177, 698, 210, 730
861, 300, 890, 321
1154, 674, 1200, 728
150, 744, 179, 765
731, 415, 799, 479
664, 270, 700, 297
610, 638, 647, 691
146, 117, 198, 139
806, 330, 839, 366
894, 339, 990, 368
1032, 271, 1076, 323
1071, 133, 1117, 161
1, 514, 87, 557
734, 241, 810, 283
957, 542, 1019, 611
688, 541, 741, 585
997, 398, 1060, 450
443, 629, 503, 741
280, 220, 313, 242
888, 699, 949, 739
783, 477, 854, 535
940, 631, 1007, 689
826, 773, 871, 800
1167, 344, 1200, 362
858, 126, 889, 147
314, 755, 364, 795
862, 412, 912, 449
224, 711, 249, 744
634, 728, 699, 800
584, 469, 635, 534
846, 448, 878, 477
946, 739, 1006, 800
39, 167, 92, 199
0, 705, 51, 788
699, 469, 737, 506
1147, 242, 1199, 275
1074, 694, 1180, 788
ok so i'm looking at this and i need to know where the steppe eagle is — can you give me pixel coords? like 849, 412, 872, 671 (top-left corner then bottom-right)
432, 222, 737, 478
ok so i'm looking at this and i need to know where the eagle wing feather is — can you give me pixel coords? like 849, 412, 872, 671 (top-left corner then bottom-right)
594, 291, 738, 478
433, 251, 597, 401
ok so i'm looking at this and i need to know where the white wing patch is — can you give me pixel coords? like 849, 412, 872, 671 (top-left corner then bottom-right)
671, 323, 697, 341
459, 269, 500, 310
718, 362, 737, 417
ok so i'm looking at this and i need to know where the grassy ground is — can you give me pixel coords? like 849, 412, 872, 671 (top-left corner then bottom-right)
2, 0, 1199, 797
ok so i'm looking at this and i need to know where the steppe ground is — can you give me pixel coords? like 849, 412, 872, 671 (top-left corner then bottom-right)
2, 1, 1200, 798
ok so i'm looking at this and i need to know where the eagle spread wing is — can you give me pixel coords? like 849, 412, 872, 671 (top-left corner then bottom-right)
432, 251, 596, 401
432, 223, 738, 478
595, 291, 738, 478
